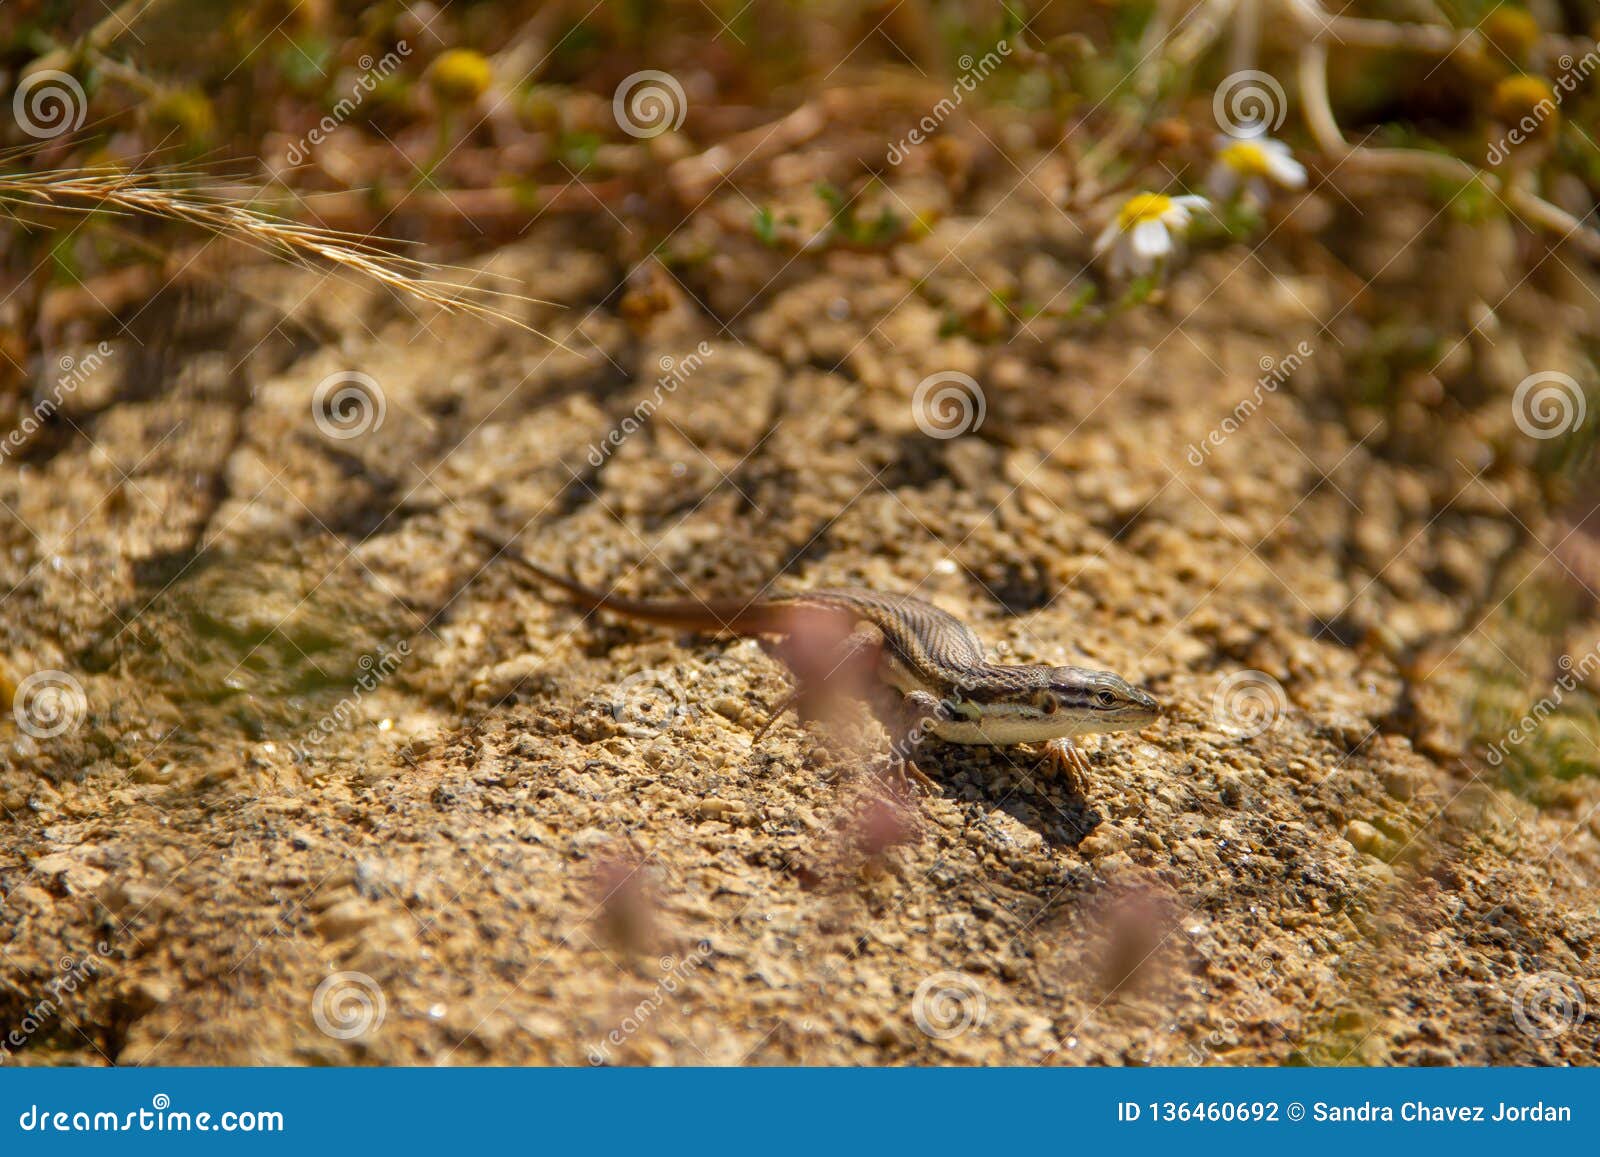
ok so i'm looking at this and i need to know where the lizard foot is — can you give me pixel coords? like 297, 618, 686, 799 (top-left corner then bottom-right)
1046, 736, 1093, 795
890, 757, 941, 797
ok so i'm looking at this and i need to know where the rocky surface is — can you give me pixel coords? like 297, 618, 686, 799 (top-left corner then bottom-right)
2, 131, 1598, 1065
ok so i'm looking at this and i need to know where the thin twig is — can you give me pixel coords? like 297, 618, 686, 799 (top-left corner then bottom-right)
21, 0, 171, 77
1294, 43, 1600, 259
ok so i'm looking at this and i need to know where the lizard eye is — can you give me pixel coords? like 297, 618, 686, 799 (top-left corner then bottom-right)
1095, 690, 1117, 708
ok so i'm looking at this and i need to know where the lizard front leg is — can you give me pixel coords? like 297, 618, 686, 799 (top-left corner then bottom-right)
883, 689, 951, 795
1045, 735, 1094, 795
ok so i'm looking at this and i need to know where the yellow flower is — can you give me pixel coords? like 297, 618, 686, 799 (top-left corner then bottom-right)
428, 49, 493, 104
1491, 74, 1559, 137
1481, 8, 1540, 69
1206, 134, 1307, 205
1116, 192, 1176, 231
1095, 192, 1210, 278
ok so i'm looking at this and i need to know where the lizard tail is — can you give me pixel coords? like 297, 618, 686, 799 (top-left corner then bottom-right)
470, 527, 778, 635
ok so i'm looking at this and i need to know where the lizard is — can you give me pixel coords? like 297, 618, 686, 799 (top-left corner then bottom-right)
472, 529, 1160, 793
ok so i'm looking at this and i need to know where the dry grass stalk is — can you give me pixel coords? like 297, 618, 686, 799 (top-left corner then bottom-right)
0, 163, 561, 341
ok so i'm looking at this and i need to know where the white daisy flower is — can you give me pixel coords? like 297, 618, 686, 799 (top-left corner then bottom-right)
1205, 134, 1306, 206
1093, 192, 1211, 279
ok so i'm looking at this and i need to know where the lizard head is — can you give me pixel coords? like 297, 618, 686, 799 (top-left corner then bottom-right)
1036, 666, 1161, 735
931, 663, 1160, 745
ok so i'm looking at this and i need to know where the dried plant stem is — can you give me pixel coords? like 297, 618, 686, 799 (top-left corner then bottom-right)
1070, 115, 1140, 205
1285, 0, 1589, 60
1133, 0, 1177, 102
1310, 14, 1468, 54
22, 0, 171, 78
1296, 45, 1600, 258
1226, 0, 1261, 77
1167, 0, 1239, 70
83, 51, 165, 99
493, 0, 576, 85
0, 167, 559, 339
669, 99, 831, 204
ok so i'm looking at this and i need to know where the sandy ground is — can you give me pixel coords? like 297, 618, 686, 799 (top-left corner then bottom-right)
2, 126, 1598, 1065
